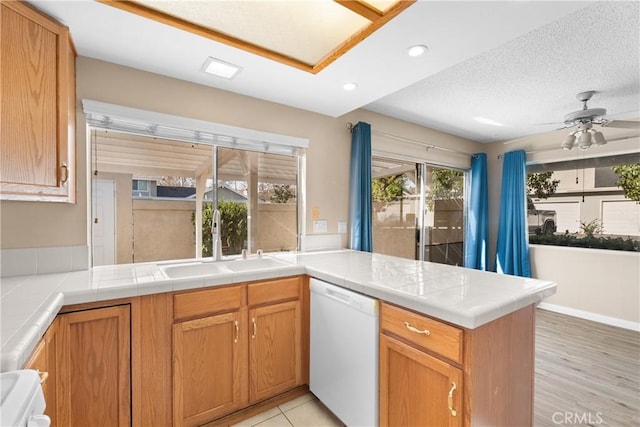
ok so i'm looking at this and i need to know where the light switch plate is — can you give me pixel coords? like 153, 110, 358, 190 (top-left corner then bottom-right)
338, 221, 347, 233
313, 220, 328, 233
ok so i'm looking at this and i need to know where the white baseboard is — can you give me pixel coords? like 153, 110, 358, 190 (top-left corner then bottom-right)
538, 302, 640, 332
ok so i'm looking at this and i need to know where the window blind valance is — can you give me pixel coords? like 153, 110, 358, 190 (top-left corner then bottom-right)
82, 99, 309, 156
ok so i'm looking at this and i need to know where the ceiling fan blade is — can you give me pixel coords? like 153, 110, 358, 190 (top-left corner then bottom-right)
533, 121, 564, 126
608, 135, 639, 142
602, 120, 640, 130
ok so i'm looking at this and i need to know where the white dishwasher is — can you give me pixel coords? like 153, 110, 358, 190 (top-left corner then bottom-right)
310, 278, 379, 427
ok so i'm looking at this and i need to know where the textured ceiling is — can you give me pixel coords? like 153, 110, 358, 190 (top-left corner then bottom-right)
366, 1, 640, 143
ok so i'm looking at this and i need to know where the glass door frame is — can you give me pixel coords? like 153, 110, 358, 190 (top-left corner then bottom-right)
372, 152, 469, 264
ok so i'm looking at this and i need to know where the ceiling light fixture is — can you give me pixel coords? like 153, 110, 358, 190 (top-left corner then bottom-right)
561, 122, 607, 151
474, 116, 505, 127
202, 57, 241, 79
407, 45, 428, 57
343, 82, 358, 91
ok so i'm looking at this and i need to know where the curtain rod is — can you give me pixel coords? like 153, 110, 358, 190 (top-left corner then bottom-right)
346, 122, 475, 157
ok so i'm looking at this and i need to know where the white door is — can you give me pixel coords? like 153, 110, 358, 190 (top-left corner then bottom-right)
93, 179, 116, 266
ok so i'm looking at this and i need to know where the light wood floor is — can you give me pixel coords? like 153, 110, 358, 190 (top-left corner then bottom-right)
535, 309, 640, 427
234, 308, 639, 427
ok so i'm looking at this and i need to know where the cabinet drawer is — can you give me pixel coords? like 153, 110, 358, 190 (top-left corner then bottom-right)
381, 303, 463, 363
248, 276, 300, 306
174, 285, 243, 321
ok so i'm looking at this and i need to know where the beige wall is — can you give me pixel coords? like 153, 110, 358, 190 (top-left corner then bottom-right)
0, 57, 480, 253
531, 244, 640, 324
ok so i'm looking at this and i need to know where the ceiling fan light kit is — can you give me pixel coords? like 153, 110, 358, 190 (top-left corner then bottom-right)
555, 90, 638, 150
561, 133, 577, 150
578, 131, 592, 150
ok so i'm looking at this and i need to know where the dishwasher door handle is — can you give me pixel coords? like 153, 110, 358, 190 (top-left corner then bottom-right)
325, 288, 351, 304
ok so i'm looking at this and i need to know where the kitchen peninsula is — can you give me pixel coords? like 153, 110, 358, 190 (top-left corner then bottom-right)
1, 249, 556, 426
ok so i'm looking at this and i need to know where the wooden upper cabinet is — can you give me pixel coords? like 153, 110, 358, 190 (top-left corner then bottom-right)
0, 1, 76, 202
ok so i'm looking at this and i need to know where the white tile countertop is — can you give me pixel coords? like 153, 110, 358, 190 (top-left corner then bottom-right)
0, 249, 556, 371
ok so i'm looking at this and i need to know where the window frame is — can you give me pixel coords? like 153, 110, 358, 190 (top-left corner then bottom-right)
84, 100, 308, 266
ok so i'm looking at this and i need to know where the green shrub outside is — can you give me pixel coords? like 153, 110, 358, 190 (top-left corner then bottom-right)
192, 201, 248, 256
529, 233, 639, 252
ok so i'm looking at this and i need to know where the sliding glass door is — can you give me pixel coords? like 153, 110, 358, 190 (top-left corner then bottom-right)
372, 156, 466, 266
372, 158, 420, 259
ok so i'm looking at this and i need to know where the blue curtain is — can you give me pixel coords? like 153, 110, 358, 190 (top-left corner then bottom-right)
495, 150, 531, 277
464, 153, 488, 270
348, 122, 373, 252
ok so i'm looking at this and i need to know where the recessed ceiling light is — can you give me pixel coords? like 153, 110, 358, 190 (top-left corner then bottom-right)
407, 45, 428, 57
474, 116, 506, 127
202, 57, 241, 79
343, 82, 358, 91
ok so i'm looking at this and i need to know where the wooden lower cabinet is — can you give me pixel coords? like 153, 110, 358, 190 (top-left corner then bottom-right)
249, 299, 302, 402
173, 308, 249, 427
380, 334, 462, 427
56, 305, 131, 427
23, 318, 59, 426
380, 302, 536, 427
171, 277, 305, 426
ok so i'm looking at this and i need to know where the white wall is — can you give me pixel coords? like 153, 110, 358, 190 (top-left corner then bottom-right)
531, 244, 640, 329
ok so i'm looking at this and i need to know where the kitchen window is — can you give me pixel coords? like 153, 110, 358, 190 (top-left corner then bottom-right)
85, 101, 307, 266
527, 153, 640, 250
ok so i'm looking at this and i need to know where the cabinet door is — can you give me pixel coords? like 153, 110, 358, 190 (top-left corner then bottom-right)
173, 309, 248, 427
24, 319, 59, 425
0, 2, 76, 202
380, 334, 462, 427
249, 300, 302, 402
56, 305, 131, 427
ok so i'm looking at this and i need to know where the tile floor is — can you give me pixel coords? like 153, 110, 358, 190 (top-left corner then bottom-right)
231, 393, 344, 427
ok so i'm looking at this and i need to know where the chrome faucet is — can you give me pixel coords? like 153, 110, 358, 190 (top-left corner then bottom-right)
211, 208, 223, 261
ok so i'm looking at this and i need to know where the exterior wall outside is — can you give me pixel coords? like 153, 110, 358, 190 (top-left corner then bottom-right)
533, 193, 639, 236
102, 197, 297, 263
530, 244, 640, 324
255, 203, 297, 253
131, 199, 196, 263
373, 226, 415, 260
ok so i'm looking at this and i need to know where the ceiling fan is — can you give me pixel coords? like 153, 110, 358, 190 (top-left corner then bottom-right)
552, 91, 639, 150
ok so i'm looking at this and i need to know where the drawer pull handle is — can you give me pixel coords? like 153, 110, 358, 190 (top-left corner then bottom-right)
37, 370, 49, 384
60, 163, 69, 184
404, 322, 431, 336
448, 382, 457, 417
233, 320, 239, 343
252, 317, 257, 339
